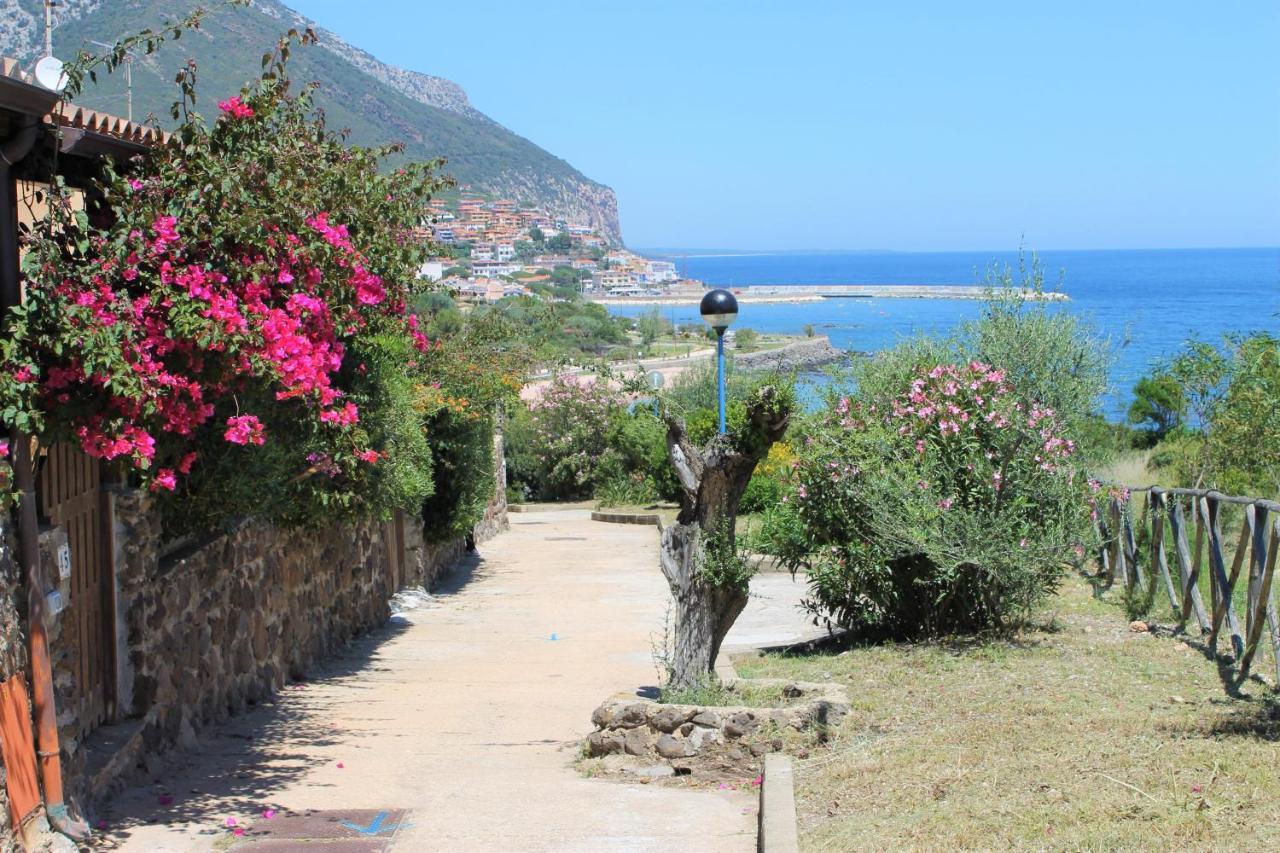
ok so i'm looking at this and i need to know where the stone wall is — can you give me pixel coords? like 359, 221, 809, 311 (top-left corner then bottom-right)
0, 427, 509, 825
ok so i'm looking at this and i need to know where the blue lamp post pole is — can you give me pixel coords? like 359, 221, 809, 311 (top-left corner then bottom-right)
699, 289, 739, 435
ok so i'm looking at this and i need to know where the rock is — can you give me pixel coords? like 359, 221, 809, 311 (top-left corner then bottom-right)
724, 712, 759, 739
749, 742, 770, 756
614, 703, 649, 728
688, 726, 723, 752
1169, 695, 1186, 705
656, 734, 695, 759
726, 747, 746, 761
650, 706, 694, 733
691, 711, 720, 728
782, 683, 804, 699
679, 722, 695, 736
591, 703, 614, 729
1129, 620, 1148, 632
585, 731, 625, 757
623, 728, 652, 757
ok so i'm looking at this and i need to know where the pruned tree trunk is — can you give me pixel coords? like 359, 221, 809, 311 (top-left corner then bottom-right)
659, 386, 791, 690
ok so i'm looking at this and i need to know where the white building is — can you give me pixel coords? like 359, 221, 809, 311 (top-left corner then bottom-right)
471, 244, 495, 261
496, 243, 516, 262
419, 260, 447, 281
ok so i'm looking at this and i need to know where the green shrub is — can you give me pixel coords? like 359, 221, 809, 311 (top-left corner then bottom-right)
767, 275, 1104, 638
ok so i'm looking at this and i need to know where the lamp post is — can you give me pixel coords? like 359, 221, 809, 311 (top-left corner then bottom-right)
699, 288, 738, 434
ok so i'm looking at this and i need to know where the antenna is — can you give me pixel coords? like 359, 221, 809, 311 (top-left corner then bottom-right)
90, 39, 134, 121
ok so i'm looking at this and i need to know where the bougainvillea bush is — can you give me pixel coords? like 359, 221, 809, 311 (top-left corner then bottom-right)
766, 287, 1105, 637
1, 35, 455, 530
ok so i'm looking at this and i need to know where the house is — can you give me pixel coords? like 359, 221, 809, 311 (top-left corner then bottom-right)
471, 244, 495, 261
418, 260, 448, 281
495, 243, 516, 262
596, 270, 634, 291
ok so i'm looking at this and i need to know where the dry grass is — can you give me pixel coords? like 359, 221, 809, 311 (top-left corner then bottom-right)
1096, 448, 1158, 487
735, 577, 1280, 851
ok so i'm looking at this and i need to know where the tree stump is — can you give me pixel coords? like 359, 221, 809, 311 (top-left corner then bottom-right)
660, 386, 791, 690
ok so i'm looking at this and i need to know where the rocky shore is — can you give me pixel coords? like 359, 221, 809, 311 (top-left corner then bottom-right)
735, 335, 849, 371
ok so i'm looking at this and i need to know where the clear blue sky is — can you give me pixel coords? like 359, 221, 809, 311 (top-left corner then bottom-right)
290, 1, 1278, 251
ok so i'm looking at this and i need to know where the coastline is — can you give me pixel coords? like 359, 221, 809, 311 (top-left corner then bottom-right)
589, 284, 1068, 306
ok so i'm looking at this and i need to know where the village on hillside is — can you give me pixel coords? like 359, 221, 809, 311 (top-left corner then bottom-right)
420, 192, 685, 301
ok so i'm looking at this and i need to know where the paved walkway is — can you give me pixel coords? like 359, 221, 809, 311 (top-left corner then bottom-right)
98, 509, 811, 852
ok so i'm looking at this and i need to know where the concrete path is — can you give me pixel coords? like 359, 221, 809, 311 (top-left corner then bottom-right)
98, 510, 782, 852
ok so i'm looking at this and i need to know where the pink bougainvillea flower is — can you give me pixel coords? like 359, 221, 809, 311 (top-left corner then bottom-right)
336, 762, 345, 769
0, 440, 8, 458
262, 809, 276, 820
178, 452, 198, 475
224, 414, 266, 446
150, 468, 177, 492
232, 827, 245, 837
217, 96, 255, 119
356, 449, 380, 464
224, 817, 238, 827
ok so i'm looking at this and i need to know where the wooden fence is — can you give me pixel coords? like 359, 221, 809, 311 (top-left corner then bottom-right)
1096, 486, 1280, 688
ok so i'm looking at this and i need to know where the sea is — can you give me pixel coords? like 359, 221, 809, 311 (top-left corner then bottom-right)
608, 247, 1280, 420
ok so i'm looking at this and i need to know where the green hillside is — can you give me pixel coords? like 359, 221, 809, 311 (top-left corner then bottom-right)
4, 0, 621, 241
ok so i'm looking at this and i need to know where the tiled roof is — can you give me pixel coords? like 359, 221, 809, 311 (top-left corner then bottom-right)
3, 56, 169, 148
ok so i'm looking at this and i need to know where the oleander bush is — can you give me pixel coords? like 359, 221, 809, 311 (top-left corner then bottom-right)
766, 279, 1106, 637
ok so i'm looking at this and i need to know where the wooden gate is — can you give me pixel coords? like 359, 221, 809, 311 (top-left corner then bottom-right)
38, 443, 113, 733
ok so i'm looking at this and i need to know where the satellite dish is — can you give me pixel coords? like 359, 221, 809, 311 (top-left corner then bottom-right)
34, 55, 67, 93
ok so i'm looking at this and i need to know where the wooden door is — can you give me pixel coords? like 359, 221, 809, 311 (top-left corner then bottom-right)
38, 443, 113, 732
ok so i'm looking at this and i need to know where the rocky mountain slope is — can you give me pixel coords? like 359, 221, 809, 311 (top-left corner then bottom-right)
0, 0, 622, 242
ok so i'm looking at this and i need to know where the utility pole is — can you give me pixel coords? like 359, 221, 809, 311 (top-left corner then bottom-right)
43, 0, 57, 58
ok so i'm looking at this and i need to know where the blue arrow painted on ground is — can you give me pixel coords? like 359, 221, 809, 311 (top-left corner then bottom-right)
341, 811, 412, 836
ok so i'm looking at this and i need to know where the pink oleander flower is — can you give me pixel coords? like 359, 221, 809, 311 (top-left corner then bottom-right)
224, 414, 266, 446
217, 96, 254, 119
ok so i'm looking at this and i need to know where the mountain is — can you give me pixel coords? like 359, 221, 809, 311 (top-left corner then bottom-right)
0, 0, 623, 243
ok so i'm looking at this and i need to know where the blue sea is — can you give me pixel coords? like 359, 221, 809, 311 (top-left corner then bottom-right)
610, 247, 1280, 419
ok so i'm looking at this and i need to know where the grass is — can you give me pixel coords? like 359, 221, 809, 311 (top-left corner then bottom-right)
734, 575, 1280, 851
659, 678, 802, 708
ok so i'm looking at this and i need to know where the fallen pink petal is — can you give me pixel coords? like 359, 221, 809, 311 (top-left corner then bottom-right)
225, 817, 237, 827
262, 809, 276, 820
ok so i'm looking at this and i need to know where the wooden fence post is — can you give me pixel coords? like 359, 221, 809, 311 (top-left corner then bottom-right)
1148, 490, 1180, 615
1170, 496, 1210, 633
1239, 510, 1277, 677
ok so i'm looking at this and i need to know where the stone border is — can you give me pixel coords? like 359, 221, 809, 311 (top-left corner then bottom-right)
590, 511, 661, 527
758, 753, 800, 853
585, 679, 849, 763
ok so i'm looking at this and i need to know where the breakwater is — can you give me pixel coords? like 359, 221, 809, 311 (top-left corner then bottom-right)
590, 284, 1068, 306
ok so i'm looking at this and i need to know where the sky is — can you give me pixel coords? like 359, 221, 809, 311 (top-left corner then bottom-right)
289, 1, 1279, 252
